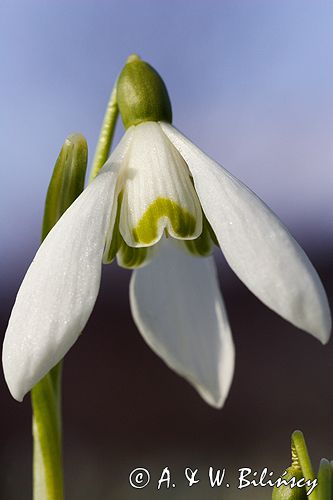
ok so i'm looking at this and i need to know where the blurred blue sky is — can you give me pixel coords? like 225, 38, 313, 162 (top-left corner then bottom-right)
1, 0, 333, 283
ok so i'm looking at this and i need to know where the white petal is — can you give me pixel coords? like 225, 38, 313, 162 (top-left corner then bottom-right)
161, 123, 331, 343
2, 131, 132, 401
130, 238, 234, 408
119, 122, 202, 247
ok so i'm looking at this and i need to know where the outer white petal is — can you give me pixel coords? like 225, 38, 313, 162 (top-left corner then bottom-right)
161, 123, 331, 343
2, 131, 133, 401
130, 238, 234, 408
119, 122, 202, 247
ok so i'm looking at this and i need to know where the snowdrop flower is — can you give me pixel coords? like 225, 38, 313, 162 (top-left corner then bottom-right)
3, 56, 331, 407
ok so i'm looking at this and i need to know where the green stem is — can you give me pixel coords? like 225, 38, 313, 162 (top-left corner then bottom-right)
89, 83, 119, 181
292, 430, 317, 500
31, 363, 63, 500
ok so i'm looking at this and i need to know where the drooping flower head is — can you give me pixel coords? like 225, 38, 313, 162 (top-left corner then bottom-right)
3, 55, 331, 407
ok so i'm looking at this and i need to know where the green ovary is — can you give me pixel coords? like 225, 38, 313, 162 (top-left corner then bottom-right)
133, 197, 197, 245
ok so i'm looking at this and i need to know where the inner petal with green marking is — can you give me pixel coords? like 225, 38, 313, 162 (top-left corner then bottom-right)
102, 120, 212, 268
132, 196, 197, 245
119, 121, 203, 248
103, 191, 153, 269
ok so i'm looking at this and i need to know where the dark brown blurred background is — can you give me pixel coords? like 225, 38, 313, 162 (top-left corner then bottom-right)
1, 245, 332, 499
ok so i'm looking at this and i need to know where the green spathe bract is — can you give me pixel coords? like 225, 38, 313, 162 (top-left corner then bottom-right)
42, 134, 87, 239
117, 54, 172, 129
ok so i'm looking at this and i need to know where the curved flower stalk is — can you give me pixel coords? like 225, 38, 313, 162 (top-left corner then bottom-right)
2, 56, 331, 409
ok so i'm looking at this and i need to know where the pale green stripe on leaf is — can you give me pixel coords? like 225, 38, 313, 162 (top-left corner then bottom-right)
133, 197, 197, 245
89, 84, 119, 181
